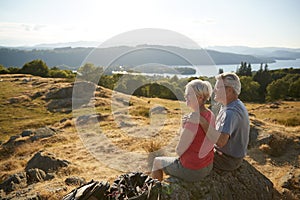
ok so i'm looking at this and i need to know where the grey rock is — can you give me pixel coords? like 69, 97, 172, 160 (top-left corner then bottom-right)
150, 106, 168, 114
25, 151, 69, 173
161, 160, 279, 200
45, 86, 73, 100
26, 168, 47, 184
0, 172, 27, 193
21, 130, 34, 137
65, 176, 86, 186
76, 114, 104, 125
248, 125, 259, 147
3, 135, 21, 146
45, 82, 97, 112
29, 127, 56, 141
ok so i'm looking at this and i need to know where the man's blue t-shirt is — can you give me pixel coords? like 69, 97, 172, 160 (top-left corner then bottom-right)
215, 99, 250, 158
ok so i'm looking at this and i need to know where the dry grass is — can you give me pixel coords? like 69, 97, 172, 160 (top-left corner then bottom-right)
143, 140, 167, 153
0, 74, 299, 199
245, 101, 300, 126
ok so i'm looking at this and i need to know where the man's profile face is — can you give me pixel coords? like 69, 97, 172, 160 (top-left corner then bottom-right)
213, 80, 227, 104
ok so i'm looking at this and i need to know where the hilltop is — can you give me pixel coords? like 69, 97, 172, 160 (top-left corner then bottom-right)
0, 74, 299, 199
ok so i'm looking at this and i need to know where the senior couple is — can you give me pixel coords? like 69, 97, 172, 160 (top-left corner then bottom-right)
151, 72, 250, 182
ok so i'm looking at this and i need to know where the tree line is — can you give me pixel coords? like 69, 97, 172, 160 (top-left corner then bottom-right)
0, 59, 75, 78
0, 59, 299, 102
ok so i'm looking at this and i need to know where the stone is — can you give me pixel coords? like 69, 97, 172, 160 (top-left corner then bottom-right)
3, 135, 21, 146
0, 172, 27, 193
75, 114, 104, 125
25, 151, 69, 173
21, 130, 34, 137
26, 168, 47, 184
62, 161, 280, 200
248, 125, 259, 147
161, 160, 279, 200
150, 106, 168, 114
29, 127, 56, 141
65, 176, 86, 186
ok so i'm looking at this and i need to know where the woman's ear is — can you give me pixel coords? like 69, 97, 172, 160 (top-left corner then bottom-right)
197, 95, 204, 102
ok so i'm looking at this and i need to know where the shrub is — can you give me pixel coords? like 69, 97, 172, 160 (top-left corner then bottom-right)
21, 59, 49, 77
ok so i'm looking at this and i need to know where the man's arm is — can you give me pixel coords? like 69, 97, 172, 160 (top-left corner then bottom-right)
215, 133, 229, 147
196, 115, 229, 147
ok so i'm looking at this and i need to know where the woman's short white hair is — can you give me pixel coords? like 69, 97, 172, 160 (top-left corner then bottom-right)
185, 79, 213, 101
216, 72, 241, 95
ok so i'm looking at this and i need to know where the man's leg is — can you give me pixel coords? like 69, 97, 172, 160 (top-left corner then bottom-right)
213, 152, 243, 171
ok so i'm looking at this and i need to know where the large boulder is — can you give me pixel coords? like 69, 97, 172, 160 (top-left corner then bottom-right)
62, 160, 280, 200
0, 152, 66, 197
161, 160, 279, 200
45, 81, 97, 112
25, 151, 69, 173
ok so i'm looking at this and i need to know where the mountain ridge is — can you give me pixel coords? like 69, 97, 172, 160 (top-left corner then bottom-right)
207, 45, 300, 59
0, 44, 275, 69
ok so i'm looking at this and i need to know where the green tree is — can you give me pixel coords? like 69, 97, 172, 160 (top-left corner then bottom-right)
7, 67, 20, 74
170, 75, 179, 83
218, 68, 224, 74
253, 64, 273, 102
49, 70, 69, 78
266, 79, 289, 101
281, 74, 300, 99
21, 59, 49, 77
289, 78, 300, 98
0, 64, 9, 74
239, 76, 260, 102
77, 63, 103, 83
237, 62, 252, 76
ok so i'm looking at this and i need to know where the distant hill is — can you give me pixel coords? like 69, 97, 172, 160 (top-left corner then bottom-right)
0, 45, 275, 69
208, 45, 300, 59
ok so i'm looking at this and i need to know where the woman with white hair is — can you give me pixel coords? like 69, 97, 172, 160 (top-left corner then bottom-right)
151, 79, 215, 182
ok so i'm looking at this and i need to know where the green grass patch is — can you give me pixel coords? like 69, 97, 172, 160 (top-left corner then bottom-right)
0, 80, 71, 142
130, 106, 150, 118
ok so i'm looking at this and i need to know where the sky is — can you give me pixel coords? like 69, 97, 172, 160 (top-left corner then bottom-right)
0, 0, 299, 48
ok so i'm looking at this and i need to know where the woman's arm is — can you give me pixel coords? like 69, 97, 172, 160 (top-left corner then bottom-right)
175, 126, 196, 156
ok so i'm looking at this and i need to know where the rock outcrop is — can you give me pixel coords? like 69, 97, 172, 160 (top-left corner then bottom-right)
3, 126, 57, 147
161, 160, 279, 200
25, 151, 69, 173
62, 160, 279, 200
45, 81, 97, 113
0, 151, 69, 197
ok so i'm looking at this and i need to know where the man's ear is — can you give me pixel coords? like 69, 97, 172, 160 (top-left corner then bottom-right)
226, 87, 234, 94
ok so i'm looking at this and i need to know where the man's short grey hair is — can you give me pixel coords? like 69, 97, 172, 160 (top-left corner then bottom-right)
215, 72, 241, 95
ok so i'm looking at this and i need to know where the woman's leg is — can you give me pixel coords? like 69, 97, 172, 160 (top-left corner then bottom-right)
151, 157, 164, 181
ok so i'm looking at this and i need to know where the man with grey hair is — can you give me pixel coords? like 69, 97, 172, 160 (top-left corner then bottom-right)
200, 72, 250, 171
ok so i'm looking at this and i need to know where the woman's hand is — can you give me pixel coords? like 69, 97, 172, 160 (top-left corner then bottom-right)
182, 114, 189, 127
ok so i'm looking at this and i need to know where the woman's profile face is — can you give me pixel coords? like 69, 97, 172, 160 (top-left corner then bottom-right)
185, 87, 201, 111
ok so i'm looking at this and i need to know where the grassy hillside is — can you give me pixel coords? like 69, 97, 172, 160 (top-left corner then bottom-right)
0, 75, 71, 142
0, 74, 299, 199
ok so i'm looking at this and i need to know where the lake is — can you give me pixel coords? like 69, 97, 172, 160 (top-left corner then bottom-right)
179, 58, 300, 77
112, 59, 300, 78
